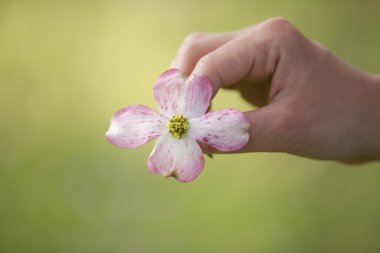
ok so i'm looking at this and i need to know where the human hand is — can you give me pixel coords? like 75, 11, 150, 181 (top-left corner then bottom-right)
171, 17, 380, 162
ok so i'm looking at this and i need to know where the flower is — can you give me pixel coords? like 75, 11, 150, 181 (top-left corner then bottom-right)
106, 69, 250, 182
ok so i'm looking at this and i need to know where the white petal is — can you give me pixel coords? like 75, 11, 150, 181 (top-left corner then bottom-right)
153, 69, 212, 118
178, 74, 213, 118
147, 134, 205, 182
153, 69, 184, 117
189, 109, 250, 151
106, 105, 166, 148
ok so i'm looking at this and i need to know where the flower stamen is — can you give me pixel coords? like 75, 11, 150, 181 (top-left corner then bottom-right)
167, 115, 189, 139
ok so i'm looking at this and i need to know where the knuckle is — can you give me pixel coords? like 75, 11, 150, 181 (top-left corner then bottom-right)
276, 106, 296, 133
183, 32, 207, 44
196, 53, 213, 71
177, 32, 207, 59
277, 101, 317, 154
260, 17, 300, 43
263, 17, 292, 30
273, 104, 303, 151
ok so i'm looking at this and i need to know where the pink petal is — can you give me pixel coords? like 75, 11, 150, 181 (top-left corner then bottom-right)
153, 68, 212, 118
179, 74, 212, 118
153, 69, 184, 117
147, 134, 205, 182
106, 105, 166, 148
189, 109, 250, 152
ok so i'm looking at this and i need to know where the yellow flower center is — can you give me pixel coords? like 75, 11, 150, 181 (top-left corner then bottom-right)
167, 115, 189, 139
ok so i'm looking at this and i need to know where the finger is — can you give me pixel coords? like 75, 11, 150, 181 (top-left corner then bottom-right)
191, 23, 280, 97
171, 31, 238, 75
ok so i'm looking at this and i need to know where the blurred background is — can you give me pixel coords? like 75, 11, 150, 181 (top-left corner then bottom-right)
1, 0, 380, 252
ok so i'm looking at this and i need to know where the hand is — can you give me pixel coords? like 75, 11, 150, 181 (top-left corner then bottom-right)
171, 17, 380, 162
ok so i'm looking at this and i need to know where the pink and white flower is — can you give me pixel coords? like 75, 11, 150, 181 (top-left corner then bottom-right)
106, 69, 250, 182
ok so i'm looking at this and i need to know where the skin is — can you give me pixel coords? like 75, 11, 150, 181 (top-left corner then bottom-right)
170, 17, 380, 162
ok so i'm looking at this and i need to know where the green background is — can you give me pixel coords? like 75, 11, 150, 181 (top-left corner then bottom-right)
1, 1, 380, 252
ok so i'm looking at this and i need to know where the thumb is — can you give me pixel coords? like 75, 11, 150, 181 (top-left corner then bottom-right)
202, 103, 293, 154
243, 103, 293, 153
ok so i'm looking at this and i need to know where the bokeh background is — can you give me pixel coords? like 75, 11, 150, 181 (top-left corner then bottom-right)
1, 0, 380, 252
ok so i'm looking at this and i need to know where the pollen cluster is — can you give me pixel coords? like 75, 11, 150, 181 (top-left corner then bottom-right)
167, 115, 189, 139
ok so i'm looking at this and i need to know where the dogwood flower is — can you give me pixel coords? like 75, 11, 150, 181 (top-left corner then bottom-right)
106, 69, 250, 182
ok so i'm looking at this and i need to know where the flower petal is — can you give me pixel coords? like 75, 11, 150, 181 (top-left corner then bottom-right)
153, 68, 212, 118
106, 105, 166, 148
147, 134, 205, 182
153, 69, 184, 117
189, 109, 250, 152
179, 74, 212, 118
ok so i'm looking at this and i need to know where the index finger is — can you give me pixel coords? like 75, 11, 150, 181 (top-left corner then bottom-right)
171, 31, 238, 76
